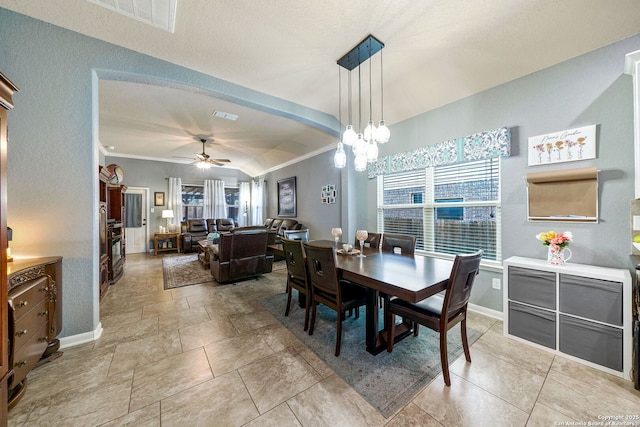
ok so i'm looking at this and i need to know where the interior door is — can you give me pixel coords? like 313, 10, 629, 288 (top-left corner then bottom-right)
125, 187, 148, 254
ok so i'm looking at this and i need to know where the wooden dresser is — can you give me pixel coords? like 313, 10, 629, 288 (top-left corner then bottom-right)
7, 257, 62, 408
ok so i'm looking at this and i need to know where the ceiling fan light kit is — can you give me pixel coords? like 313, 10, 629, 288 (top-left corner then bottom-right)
335, 34, 389, 170
194, 138, 230, 168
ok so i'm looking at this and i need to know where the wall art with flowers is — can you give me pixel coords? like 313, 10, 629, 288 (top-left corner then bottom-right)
528, 124, 596, 166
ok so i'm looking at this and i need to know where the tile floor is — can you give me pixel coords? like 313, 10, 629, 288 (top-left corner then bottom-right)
7, 253, 640, 426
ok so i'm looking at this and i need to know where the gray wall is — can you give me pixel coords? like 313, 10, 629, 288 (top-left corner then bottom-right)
104, 156, 252, 247
264, 149, 342, 241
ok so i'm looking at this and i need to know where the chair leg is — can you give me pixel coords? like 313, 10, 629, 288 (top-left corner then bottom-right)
386, 313, 396, 352
284, 283, 292, 317
308, 301, 317, 335
440, 330, 451, 386
355, 306, 360, 319
335, 316, 342, 357
461, 318, 471, 362
303, 292, 310, 331
413, 322, 419, 337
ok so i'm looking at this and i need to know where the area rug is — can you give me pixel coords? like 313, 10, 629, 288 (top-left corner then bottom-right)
259, 292, 482, 418
162, 254, 215, 289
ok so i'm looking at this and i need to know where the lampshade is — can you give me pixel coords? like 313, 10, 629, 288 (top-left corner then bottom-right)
162, 210, 174, 219
334, 142, 347, 168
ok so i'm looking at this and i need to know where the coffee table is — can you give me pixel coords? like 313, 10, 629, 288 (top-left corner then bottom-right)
196, 240, 213, 269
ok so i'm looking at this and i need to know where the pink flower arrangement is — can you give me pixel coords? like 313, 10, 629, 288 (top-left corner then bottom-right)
536, 230, 573, 249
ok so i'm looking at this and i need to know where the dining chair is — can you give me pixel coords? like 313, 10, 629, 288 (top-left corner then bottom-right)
283, 228, 309, 242
303, 242, 367, 356
281, 238, 311, 331
353, 232, 382, 249
386, 250, 483, 386
381, 233, 416, 255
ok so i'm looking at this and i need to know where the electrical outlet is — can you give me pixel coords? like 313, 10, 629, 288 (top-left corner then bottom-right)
492, 278, 501, 290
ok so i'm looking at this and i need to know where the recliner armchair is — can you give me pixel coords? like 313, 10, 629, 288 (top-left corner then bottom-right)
216, 218, 236, 233
181, 218, 209, 253
209, 227, 274, 283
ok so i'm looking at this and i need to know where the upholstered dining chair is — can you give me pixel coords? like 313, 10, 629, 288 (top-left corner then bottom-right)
283, 229, 309, 242
386, 250, 483, 386
353, 232, 382, 250
281, 238, 311, 331
303, 242, 367, 356
381, 233, 416, 255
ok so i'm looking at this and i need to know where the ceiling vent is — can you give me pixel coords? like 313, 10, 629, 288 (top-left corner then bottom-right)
212, 110, 239, 121
86, 0, 177, 33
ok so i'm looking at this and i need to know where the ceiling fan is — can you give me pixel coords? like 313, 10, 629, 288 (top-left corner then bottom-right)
190, 138, 231, 168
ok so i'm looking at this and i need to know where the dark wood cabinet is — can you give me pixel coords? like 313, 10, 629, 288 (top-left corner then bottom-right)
98, 168, 110, 299
0, 71, 19, 425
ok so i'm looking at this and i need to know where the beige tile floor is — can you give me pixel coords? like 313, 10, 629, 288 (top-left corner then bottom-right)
8, 253, 640, 426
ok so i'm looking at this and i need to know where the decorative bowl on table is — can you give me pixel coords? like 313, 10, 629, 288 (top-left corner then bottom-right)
337, 248, 360, 256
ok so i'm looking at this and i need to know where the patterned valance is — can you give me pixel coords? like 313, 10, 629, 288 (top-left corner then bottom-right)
367, 126, 511, 178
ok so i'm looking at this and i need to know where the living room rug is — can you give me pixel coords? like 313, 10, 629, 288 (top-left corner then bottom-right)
162, 254, 215, 290
259, 292, 482, 418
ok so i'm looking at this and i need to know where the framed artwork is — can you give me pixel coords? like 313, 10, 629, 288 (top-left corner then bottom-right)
277, 177, 297, 217
528, 124, 597, 166
154, 192, 165, 206
321, 184, 336, 204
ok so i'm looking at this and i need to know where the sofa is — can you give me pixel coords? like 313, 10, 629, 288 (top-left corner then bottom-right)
209, 227, 274, 283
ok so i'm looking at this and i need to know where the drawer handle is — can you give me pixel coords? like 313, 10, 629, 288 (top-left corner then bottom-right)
38, 337, 48, 343
17, 301, 27, 308
38, 310, 48, 316
16, 329, 27, 337
39, 286, 49, 292
14, 360, 27, 368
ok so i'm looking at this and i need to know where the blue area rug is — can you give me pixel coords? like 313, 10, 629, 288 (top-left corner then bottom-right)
259, 291, 482, 417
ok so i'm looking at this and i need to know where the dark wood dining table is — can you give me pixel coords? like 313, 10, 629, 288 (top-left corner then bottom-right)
270, 240, 454, 355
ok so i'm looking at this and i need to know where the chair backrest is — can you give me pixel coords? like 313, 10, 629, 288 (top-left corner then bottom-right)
278, 219, 299, 236
270, 218, 283, 231
353, 232, 381, 249
283, 229, 309, 242
444, 250, 483, 316
229, 228, 268, 259
216, 218, 235, 232
381, 233, 416, 255
264, 218, 275, 228
206, 219, 217, 233
187, 219, 207, 233
281, 238, 306, 281
303, 243, 340, 297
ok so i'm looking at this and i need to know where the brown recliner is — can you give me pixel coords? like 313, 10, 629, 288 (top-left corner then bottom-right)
181, 218, 209, 253
209, 227, 274, 283
206, 219, 217, 233
216, 218, 236, 233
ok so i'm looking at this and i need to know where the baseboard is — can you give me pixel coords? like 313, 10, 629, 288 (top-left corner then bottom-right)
468, 303, 503, 321
58, 322, 103, 349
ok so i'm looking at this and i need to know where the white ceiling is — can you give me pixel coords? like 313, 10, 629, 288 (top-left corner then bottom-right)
3, 0, 640, 176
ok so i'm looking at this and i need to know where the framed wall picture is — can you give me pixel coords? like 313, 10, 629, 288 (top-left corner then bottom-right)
277, 177, 297, 217
528, 124, 597, 166
154, 192, 165, 206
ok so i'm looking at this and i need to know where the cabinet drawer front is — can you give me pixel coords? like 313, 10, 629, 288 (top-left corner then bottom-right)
559, 315, 622, 371
559, 274, 622, 326
10, 276, 49, 319
13, 299, 48, 349
508, 267, 556, 309
11, 325, 48, 387
509, 301, 556, 349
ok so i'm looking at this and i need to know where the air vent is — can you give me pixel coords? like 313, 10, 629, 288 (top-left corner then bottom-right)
86, 0, 177, 33
212, 110, 239, 121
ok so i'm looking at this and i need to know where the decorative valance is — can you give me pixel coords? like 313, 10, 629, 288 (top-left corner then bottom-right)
367, 126, 511, 178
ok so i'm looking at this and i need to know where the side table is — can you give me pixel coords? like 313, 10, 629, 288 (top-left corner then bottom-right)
154, 232, 181, 255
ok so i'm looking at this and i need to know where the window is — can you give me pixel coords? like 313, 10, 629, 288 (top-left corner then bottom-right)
225, 187, 239, 221
182, 185, 203, 220
377, 157, 501, 262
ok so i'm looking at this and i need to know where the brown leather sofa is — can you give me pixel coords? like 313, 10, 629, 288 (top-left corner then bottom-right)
216, 218, 236, 233
209, 227, 274, 283
181, 218, 209, 253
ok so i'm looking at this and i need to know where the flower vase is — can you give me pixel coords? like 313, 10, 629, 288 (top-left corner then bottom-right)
547, 245, 572, 265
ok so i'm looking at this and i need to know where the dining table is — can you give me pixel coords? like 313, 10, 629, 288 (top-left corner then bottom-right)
271, 240, 454, 355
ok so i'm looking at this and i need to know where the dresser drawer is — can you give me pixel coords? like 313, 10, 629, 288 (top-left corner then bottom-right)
559, 274, 622, 326
508, 266, 556, 309
10, 276, 49, 320
13, 299, 48, 350
11, 325, 48, 387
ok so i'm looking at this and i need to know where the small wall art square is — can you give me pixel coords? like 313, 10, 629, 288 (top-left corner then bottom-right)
528, 124, 596, 166
321, 184, 336, 204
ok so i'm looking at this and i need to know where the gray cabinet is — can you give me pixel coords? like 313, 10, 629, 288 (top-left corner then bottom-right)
503, 256, 632, 380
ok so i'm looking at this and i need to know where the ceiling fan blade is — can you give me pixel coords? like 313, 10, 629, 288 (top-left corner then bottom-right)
211, 159, 231, 163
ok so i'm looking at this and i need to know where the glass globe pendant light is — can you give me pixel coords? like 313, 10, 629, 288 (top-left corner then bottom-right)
375, 49, 390, 144
334, 142, 346, 168
364, 49, 377, 142
366, 139, 378, 162
342, 70, 357, 146
354, 152, 367, 171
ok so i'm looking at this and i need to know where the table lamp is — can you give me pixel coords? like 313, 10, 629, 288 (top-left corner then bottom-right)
162, 210, 174, 232
7, 226, 12, 262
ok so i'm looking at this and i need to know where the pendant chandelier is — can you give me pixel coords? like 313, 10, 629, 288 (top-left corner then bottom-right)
334, 35, 390, 170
